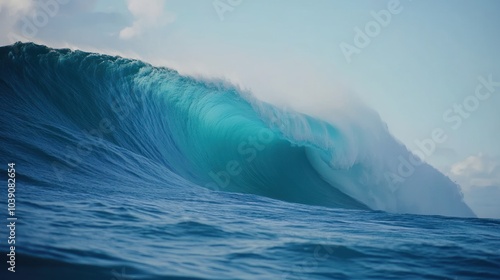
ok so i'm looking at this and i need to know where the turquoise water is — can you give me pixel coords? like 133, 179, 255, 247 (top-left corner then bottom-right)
0, 43, 498, 279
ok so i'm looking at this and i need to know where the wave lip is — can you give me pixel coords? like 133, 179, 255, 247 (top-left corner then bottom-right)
0, 42, 475, 217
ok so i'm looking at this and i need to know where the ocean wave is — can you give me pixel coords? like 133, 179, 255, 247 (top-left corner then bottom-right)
0, 42, 474, 217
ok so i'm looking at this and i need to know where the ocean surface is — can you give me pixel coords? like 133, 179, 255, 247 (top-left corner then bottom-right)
0, 43, 499, 279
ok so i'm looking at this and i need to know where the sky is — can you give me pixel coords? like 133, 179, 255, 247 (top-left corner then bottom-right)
1, 0, 499, 218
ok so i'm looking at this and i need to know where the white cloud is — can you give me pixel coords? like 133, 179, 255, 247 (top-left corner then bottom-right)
119, 0, 174, 40
450, 153, 500, 190
0, 0, 33, 15
0, 0, 35, 45
450, 153, 500, 218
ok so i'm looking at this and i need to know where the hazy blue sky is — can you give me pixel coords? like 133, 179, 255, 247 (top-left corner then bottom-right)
1, 0, 499, 217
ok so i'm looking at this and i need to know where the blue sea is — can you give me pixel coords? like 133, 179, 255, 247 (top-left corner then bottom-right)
0, 43, 499, 279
